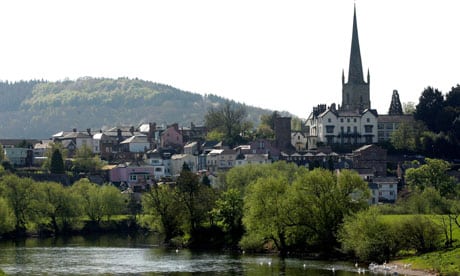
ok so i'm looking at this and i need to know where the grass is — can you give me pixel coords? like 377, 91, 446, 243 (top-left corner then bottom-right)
382, 214, 460, 274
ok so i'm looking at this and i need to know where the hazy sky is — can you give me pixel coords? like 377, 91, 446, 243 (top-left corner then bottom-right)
0, 0, 459, 118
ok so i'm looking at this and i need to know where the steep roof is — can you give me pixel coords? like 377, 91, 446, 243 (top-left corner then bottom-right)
347, 4, 365, 84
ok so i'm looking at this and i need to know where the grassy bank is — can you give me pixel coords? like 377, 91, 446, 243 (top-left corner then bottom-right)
382, 214, 460, 274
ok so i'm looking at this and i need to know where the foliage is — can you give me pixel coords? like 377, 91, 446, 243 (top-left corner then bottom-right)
414, 86, 445, 132
71, 179, 125, 225
204, 101, 249, 147
50, 149, 65, 174
72, 144, 104, 173
37, 182, 82, 233
0, 175, 40, 232
0, 196, 15, 234
0, 143, 6, 162
405, 158, 457, 197
390, 121, 426, 152
0, 79, 273, 139
142, 184, 184, 242
399, 215, 443, 253
339, 207, 401, 262
240, 164, 369, 255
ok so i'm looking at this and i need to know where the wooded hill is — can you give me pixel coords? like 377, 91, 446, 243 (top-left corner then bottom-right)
0, 78, 274, 139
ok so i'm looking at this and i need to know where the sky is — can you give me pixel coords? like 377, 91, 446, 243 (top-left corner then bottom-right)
0, 0, 459, 119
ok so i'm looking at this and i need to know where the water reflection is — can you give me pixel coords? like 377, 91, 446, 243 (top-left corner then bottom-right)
0, 235, 366, 275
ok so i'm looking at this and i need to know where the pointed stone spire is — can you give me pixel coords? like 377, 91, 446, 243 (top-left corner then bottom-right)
388, 90, 403, 115
347, 4, 365, 84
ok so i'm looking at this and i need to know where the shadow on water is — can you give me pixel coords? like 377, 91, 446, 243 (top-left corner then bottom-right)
0, 234, 371, 275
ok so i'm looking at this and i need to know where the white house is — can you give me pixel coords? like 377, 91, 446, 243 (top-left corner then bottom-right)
120, 135, 150, 153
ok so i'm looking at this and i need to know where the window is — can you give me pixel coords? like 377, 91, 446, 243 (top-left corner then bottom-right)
347, 126, 350, 133
326, 125, 334, 134
129, 175, 137, 181
353, 126, 357, 133
354, 118, 357, 123
390, 184, 393, 189
340, 118, 343, 123
347, 118, 350, 123
328, 118, 331, 123
378, 123, 384, 129
365, 125, 373, 133
367, 118, 370, 123
340, 126, 344, 133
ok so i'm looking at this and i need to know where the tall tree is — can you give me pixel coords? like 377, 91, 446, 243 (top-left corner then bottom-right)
414, 86, 445, 132
205, 101, 248, 147
50, 149, 65, 174
72, 144, 104, 173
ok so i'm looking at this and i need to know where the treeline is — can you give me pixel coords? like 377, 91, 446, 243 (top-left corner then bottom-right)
0, 78, 271, 138
388, 85, 460, 158
1, 159, 458, 263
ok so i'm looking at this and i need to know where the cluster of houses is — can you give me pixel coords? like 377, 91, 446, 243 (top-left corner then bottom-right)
1, 117, 399, 204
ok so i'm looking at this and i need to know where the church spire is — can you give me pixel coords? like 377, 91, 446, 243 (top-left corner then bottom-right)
347, 4, 365, 84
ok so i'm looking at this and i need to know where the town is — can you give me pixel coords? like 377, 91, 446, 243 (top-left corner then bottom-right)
1, 4, 459, 275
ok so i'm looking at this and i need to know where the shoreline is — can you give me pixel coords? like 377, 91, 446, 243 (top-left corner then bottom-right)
386, 261, 438, 276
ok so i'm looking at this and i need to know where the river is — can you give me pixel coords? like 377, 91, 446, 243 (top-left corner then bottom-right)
0, 234, 372, 275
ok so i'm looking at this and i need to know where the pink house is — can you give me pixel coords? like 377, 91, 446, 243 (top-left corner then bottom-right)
109, 162, 156, 192
160, 124, 183, 148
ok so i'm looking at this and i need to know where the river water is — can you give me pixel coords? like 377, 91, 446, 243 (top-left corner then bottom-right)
0, 234, 371, 275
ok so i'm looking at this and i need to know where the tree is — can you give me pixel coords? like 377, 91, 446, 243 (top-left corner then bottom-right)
72, 144, 104, 173
241, 172, 291, 254
205, 101, 249, 147
339, 207, 401, 262
390, 121, 426, 152
50, 149, 65, 174
0, 175, 39, 233
0, 197, 15, 235
0, 143, 6, 163
37, 182, 81, 233
414, 87, 445, 132
142, 184, 183, 242
403, 101, 416, 114
176, 165, 215, 236
405, 158, 457, 197
43, 143, 68, 172
211, 188, 244, 246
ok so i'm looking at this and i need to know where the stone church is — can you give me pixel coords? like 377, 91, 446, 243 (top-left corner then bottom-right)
305, 5, 378, 148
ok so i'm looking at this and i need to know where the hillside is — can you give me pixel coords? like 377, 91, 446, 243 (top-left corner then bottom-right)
0, 78, 274, 139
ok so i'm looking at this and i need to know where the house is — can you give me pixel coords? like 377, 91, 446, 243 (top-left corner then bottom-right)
184, 141, 199, 155
160, 124, 183, 149
145, 149, 174, 179
120, 135, 150, 153
372, 177, 399, 203
291, 131, 308, 152
170, 154, 197, 176
109, 162, 156, 192
33, 140, 53, 158
4, 147, 33, 167
351, 144, 387, 177
235, 153, 271, 166
206, 149, 237, 173
52, 129, 93, 156
92, 132, 117, 160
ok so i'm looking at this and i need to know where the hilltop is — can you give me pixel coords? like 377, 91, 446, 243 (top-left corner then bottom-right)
0, 78, 276, 139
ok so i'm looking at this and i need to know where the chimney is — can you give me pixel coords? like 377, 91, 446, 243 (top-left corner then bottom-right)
73, 128, 77, 132
130, 126, 135, 135
87, 128, 91, 136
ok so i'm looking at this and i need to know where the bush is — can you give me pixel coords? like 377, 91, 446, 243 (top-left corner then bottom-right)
399, 215, 442, 253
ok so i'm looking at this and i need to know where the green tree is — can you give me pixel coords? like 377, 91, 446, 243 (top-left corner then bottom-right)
99, 184, 125, 221
211, 188, 244, 246
142, 184, 183, 242
403, 101, 416, 114
241, 173, 291, 254
0, 175, 39, 232
0, 197, 15, 234
37, 182, 81, 233
414, 86, 445, 132
205, 101, 248, 147
405, 158, 457, 197
176, 166, 215, 236
400, 215, 442, 253
0, 143, 6, 163
50, 149, 65, 174
72, 144, 104, 173
339, 207, 401, 263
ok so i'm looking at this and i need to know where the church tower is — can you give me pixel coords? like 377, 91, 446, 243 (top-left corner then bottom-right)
341, 5, 370, 112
